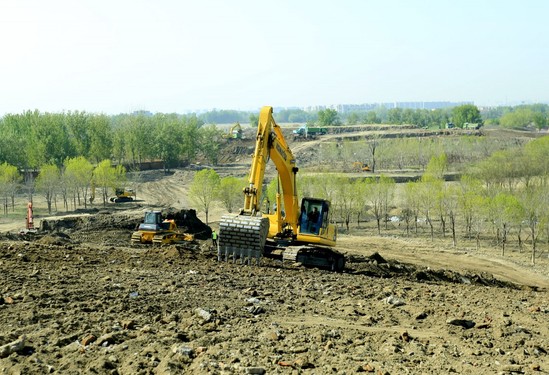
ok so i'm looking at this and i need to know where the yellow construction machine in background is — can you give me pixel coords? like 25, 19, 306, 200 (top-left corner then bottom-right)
110, 188, 136, 203
223, 122, 243, 140
352, 162, 371, 172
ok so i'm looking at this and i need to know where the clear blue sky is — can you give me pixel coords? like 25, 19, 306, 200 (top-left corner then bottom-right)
1, 0, 547, 115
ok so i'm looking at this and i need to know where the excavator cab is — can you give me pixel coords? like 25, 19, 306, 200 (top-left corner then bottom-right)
299, 198, 330, 235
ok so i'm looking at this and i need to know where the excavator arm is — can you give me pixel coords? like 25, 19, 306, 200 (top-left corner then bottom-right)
219, 106, 343, 271
243, 106, 299, 236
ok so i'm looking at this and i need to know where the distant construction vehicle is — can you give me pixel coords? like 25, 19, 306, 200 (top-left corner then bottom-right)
223, 122, 243, 139
352, 162, 371, 172
109, 188, 136, 203
131, 210, 195, 245
219, 106, 345, 271
292, 124, 327, 140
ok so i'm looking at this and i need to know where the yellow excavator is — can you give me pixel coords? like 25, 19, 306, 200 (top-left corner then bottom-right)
109, 188, 136, 203
223, 122, 243, 139
219, 106, 345, 271
131, 211, 195, 245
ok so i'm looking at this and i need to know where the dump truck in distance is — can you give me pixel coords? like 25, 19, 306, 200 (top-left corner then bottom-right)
292, 125, 327, 139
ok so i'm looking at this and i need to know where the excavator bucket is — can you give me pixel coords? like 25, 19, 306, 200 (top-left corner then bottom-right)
218, 215, 270, 265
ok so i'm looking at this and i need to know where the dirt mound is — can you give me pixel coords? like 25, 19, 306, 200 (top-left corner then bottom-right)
347, 253, 520, 289
38, 209, 211, 240
164, 208, 211, 240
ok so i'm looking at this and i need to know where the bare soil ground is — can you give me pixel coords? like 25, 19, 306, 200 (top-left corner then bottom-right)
1, 130, 549, 374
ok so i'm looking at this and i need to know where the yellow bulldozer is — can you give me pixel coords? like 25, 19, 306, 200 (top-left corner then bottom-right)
131, 211, 195, 245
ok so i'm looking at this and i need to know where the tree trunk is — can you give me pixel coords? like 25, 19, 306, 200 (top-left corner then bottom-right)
501, 223, 507, 257
450, 213, 456, 247
427, 216, 434, 241
440, 215, 446, 237
531, 225, 536, 265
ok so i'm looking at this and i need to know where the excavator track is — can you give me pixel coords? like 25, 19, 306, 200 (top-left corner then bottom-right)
218, 215, 270, 265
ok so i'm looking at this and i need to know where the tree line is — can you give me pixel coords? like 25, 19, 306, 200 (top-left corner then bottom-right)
1, 104, 546, 171
0, 111, 222, 172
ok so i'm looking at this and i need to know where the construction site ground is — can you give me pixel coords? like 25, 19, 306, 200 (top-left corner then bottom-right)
1, 129, 549, 374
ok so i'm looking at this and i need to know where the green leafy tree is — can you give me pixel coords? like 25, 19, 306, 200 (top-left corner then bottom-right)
524, 135, 549, 184
519, 185, 548, 265
218, 176, 244, 213
499, 108, 539, 129
93, 160, 126, 206
36, 164, 61, 214
87, 114, 113, 163
65, 111, 91, 158
402, 181, 421, 235
330, 175, 359, 231
153, 114, 183, 172
346, 113, 360, 125
64, 156, 94, 209
317, 109, 341, 126
458, 175, 483, 238
118, 114, 156, 166
489, 192, 524, 256
421, 155, 447, 239
387, 108, 403, 124
364, 175, 396, 234
365, 111, 380, 124
181, 115, 203, 163
249, 114, 259, 127
451, 104, 482, 128
0, 163, 21, 215
287, 110, 310, 123
189, 169, 220, 224
0, 114, 29, 168
200, 125, 222, 165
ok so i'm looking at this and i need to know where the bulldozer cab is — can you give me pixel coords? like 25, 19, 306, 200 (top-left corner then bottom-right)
138, 211, 165, 231
144, 211, 163, 225
299, 198, 330, 236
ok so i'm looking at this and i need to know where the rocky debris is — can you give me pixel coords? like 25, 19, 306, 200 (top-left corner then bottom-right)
446, 318, 476, 329
0, 211, 548, 374
384, 295, 406, 307
0, 336, 26, 358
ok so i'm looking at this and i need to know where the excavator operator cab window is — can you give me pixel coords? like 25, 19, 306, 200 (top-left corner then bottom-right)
300, 199, 329, 235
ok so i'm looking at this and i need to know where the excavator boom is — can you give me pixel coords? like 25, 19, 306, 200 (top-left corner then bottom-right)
219, 106, 343, 271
